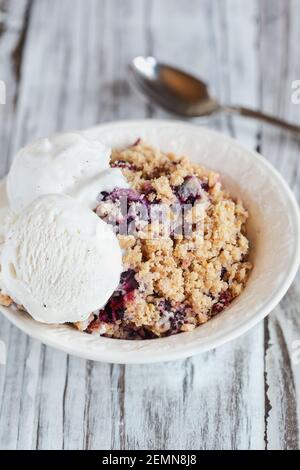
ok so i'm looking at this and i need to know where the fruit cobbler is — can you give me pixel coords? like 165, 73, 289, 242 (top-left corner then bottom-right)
74, 140, 252, 339
0, 139, 251, 339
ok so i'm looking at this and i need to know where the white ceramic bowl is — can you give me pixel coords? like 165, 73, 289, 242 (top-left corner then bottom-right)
1, 120, 300, 363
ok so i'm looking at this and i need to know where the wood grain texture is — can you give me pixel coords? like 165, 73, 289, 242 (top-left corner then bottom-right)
258, 0, 300, 450
0, 0, 299, 450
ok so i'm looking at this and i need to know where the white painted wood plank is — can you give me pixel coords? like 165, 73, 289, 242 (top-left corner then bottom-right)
148, 0, 221, 127
217, 0, 261, 146
82, 362, 113, 450
0, 0, 35, 451
15, 338, 41, 450
0, 0, 30, 175
124, 327, 264, 450
0, 326, 28, 449
34, 347, 67, 450
258, 0, 300, 450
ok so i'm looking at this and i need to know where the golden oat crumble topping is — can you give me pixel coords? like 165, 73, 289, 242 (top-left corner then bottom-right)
84, 141, 251, 339
0, 293, 13, 307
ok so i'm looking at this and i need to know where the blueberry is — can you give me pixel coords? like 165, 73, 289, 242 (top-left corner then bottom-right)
119, 269, 139, 293
174, 176, 204, 204
212, 290, 232, 314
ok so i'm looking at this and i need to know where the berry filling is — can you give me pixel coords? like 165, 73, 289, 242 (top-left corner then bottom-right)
99, 188, 144, 203
212, 291, 232, 315
111, 160, 137, 170
88, 269, 140, 331
119, 269, 139, 293
157, 300, 187, 335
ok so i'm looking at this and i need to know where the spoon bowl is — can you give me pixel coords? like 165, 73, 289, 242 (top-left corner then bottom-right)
129, 56, 220, 117
130, 56, 300, 136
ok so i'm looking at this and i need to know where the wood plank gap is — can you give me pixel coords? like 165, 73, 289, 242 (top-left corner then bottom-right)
118, 365, 126, 450
0, 0, 8, 37
182, 358, 195, 405
263, 317, 271, 450
144, 0, 154, 118
11, 0, 34, 106
273, 318, 299, 449
83, 361, 92, 450
216, 0, 235, 138
35, 344, 45, 450
110, 364, 126, 450
15, 335, 29, 447
62, 355, 70, 450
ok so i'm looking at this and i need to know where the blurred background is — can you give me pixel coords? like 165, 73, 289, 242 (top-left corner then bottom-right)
1, 0, 300, 164
0, 0, 300, 451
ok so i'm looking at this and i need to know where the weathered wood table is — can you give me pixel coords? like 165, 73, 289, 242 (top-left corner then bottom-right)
0, 0, 300, 450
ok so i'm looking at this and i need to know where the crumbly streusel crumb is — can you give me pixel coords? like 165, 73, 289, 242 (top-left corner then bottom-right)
0, 293, 13, 307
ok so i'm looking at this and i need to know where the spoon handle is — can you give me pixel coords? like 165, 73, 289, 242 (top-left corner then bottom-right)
224, 105, 300, 135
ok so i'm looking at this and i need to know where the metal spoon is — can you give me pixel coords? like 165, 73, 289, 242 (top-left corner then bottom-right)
129, 56, 300, 135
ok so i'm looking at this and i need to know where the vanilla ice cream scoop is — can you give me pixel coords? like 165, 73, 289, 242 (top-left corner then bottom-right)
7, 132, 128, 213
1, 194, 123, 324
